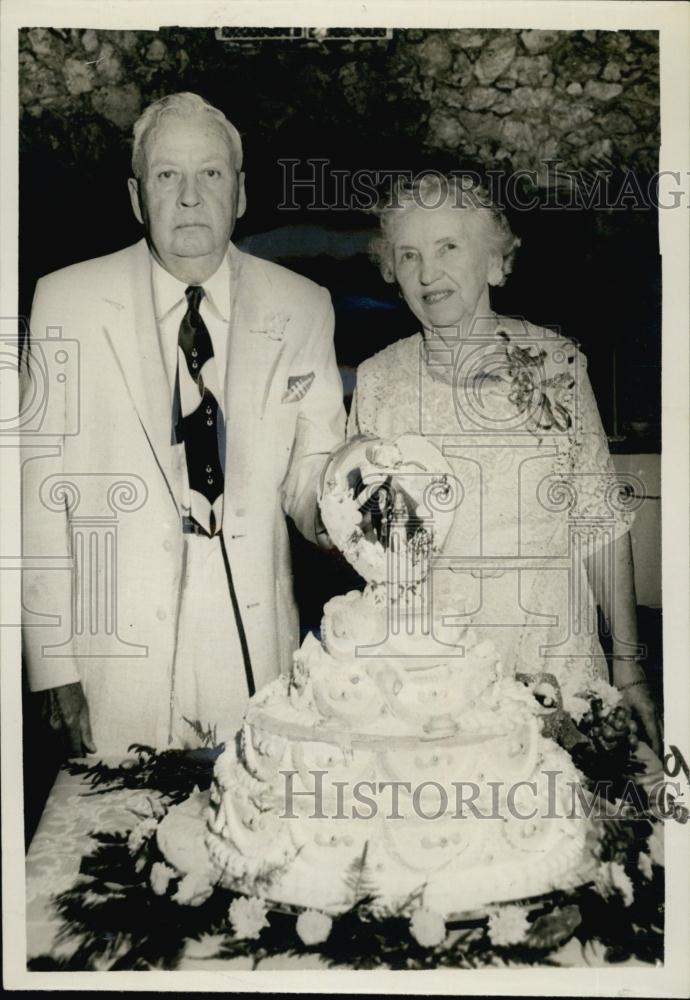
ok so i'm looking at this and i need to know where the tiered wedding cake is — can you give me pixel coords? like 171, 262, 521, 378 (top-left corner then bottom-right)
194, 436, 597, 917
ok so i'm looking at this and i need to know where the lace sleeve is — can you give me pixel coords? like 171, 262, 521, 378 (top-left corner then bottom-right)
568, 349, 636, 545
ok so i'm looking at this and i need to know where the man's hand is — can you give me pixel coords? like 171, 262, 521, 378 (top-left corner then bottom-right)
44, 681, 96, 758
314, 505, 337, 551
314, 525, 335, 551
621, 682, 662, 758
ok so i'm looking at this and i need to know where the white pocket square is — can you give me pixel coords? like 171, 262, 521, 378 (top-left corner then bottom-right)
282, 372, 315, 403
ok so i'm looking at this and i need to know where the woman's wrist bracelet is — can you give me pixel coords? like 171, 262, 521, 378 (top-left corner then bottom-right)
618, 677, 649, 692
611, 654, 642, 662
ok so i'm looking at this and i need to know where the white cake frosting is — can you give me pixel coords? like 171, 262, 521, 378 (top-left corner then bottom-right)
204, 586, 596, 917
200, 436, 598, 918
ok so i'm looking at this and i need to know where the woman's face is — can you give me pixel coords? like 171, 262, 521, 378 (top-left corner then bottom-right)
390, 202, 499, 332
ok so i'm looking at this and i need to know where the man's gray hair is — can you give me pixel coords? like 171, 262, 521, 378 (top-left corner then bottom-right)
131, 92, 244, 178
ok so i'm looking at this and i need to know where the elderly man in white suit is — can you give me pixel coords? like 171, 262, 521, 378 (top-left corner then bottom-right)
21, 93, 345, 756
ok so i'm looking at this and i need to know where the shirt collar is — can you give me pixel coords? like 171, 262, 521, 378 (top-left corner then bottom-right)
151, 250, 231, 324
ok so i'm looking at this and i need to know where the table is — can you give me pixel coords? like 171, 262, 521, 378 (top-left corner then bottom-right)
23, 764, 320, 969
25, 764, 653, 971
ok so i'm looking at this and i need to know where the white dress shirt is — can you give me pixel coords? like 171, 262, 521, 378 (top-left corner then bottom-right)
150, 252, 249, 746
152, 252, 231, 393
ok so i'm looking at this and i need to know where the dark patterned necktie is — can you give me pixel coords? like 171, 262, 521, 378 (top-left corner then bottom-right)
173, 285, 225, 536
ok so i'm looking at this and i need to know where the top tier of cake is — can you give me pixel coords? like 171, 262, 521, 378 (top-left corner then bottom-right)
246, 585, 540, 745
318, 434, 462, 586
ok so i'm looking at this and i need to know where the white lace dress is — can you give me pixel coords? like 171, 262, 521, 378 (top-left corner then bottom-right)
348, 317, 636, 701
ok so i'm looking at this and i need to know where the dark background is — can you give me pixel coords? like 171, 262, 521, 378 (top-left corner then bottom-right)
20, 26, 662, 842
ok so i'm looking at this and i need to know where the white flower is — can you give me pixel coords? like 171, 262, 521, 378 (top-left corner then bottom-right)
367, 898, 393, 921
150, 861, 176, 896
610, 861, 634, 906
594, 861, 634, 907
127, 816, 159, 855
587, 678, 622, 711
593, 860, 612, 898
408, 907, 447, 948
228, 895, 269, 939
562, 693, 589, 723
172, 872, 215, 907
295, 909, 333, 945
487, 905, 531, 946
638, 851, 653, 881
647, 821, 664, 867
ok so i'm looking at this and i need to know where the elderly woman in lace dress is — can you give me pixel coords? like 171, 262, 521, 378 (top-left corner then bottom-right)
347, 173, 660, 753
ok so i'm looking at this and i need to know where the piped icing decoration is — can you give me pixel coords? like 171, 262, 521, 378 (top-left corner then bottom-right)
198, 432, 601, 919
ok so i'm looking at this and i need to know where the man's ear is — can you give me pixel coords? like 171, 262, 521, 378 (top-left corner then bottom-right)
128, 178, 144, 225
236, 171, 247, 220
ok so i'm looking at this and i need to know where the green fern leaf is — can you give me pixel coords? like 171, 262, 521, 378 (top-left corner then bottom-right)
343, 842, 379, 905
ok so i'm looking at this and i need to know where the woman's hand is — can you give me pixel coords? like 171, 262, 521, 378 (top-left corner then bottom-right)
620, 681, 662, 758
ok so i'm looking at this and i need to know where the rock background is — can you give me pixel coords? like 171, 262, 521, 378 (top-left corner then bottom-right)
19, 27, 659, 174
18, 26, 661, 442
417, 28, 658, 174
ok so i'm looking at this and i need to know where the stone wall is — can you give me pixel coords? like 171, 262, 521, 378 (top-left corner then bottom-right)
412, 28, 659, 175
19, 27, 659, 175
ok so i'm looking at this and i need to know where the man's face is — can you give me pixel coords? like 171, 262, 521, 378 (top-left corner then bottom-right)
128, 114, 246, 283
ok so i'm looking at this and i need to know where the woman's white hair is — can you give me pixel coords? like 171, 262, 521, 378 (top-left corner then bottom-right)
131, 92, 243, 178
370, 172, 521, 286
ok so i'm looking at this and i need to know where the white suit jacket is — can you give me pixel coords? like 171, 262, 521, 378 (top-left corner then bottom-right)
21, 238, 345, 750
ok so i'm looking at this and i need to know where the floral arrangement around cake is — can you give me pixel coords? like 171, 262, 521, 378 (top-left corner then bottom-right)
34, 710, 668, 971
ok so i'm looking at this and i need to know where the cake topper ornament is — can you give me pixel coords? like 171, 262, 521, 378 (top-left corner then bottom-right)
318, 434, 460, 586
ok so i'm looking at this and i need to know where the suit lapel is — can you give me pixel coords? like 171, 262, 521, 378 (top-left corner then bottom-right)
101, 239, 181, 514
102, 242, 287, 522
223, 245, 286, 517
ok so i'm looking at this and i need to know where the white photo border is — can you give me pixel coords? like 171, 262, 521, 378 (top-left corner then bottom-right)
2, 1, 688, 994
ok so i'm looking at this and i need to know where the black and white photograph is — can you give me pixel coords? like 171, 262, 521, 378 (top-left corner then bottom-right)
2, 0, 689, 992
